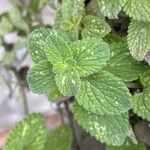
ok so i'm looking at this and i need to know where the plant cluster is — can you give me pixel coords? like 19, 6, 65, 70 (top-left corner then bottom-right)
4, 0, 150, 150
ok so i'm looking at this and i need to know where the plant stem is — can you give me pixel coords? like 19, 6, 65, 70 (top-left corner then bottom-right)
64, 98, 80, 150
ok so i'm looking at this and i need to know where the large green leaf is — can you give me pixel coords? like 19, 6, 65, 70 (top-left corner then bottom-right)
27, 60, 56, 94
140, 71, 150, 87
97, 0, 127, 19
132, 88, 150, 121
81, 15, 111, 38
43, 125, 72, 150
77, 70, 131, 115
127, 20, 150, 61
73, 103, 129, 146
104, 41, 148, 82
124, 0, 150, 22
106, 139, 146, 150
5, 113, 46, 150
71, 38, 110, 77
44, 34, 73, 64
6, 138, 23, 150
55, 70, 81, 96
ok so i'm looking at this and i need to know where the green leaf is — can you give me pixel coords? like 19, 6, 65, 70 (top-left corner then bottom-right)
132, 71, 150, 121
97, 0, 127, 19
127, 20, 150, 61
28, 28, 53, 63
104, 41, 149, 82
124, 0, 150, 22
0, 17, 13, 36
43, 125, 72, 150
81, 15, 111, 38
55, 70, 81, 96
5, 113, 46, 150
140, 71, 150, 87
44, 34, 73, 64
73, 103, 129, 146
5, 138, 23, 150
71, 38, 110, 77
106, 139, 146, 150
77, 70, 131, 115
8, 6, 29, 31
132, 88, 150, 121
27, 60, 56, 94
60, 0, 85, 39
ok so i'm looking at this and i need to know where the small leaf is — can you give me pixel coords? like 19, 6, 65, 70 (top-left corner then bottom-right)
55, 70, 81, 96
97, 0, 127, 19
124, 0, 150, 22
44, 34, 73, 64
0, 17, 13, 36
127, 20, 150, 61
71, 37, 110, 77
104, 41, 149, 82
5, 113, 46, 150
132, 89, 150, 121
5, 138, 23, 150
27, 60, 56, 94
81, 15, 111, 38
43, 125, 72, 150
73, 103, 129, 146
28, 28, 53, 63
77, 70, 131, 115
140, 71, 150, 87
106, 139, 146, 150
8, 6, 29, 31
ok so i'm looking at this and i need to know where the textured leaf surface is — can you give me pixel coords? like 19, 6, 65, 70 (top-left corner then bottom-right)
106, 139, 146, 150
43, 125, 72, 150
124, 0, 150, 22
55, 70, 81, 96
81, 15, 111, 38
132, 71, 150, 121
5, 113, 46, 150
97, 0, 127, 19
60, 0, 85, 39
127, 20, 150, 61
104, 41, 148, 82
27, 60, 56, 94
44, 34, 73, 64
6, 138, 23, 150
77, 70, 131, 115
132, 88, 150, 121
28, 28, 52, 62
71, 38, 110, 77
140, 71, 150, 87
73, 103, 129, 146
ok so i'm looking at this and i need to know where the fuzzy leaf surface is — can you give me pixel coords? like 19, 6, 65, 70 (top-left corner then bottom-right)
81, 15, 111, 38
127, 20, 150, 61
77, 70, 131, 115
27, 60, 56, 94
5, 113, 46, 150
97, 0, 127, 19
104, 41, 149, 81
55, 70, 81, 96
73, 103, 129, 146
124, 0, 150, 22
71, 38, 110, 77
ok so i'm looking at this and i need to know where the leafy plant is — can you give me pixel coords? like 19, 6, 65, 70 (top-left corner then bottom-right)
5, 0, 150, 149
